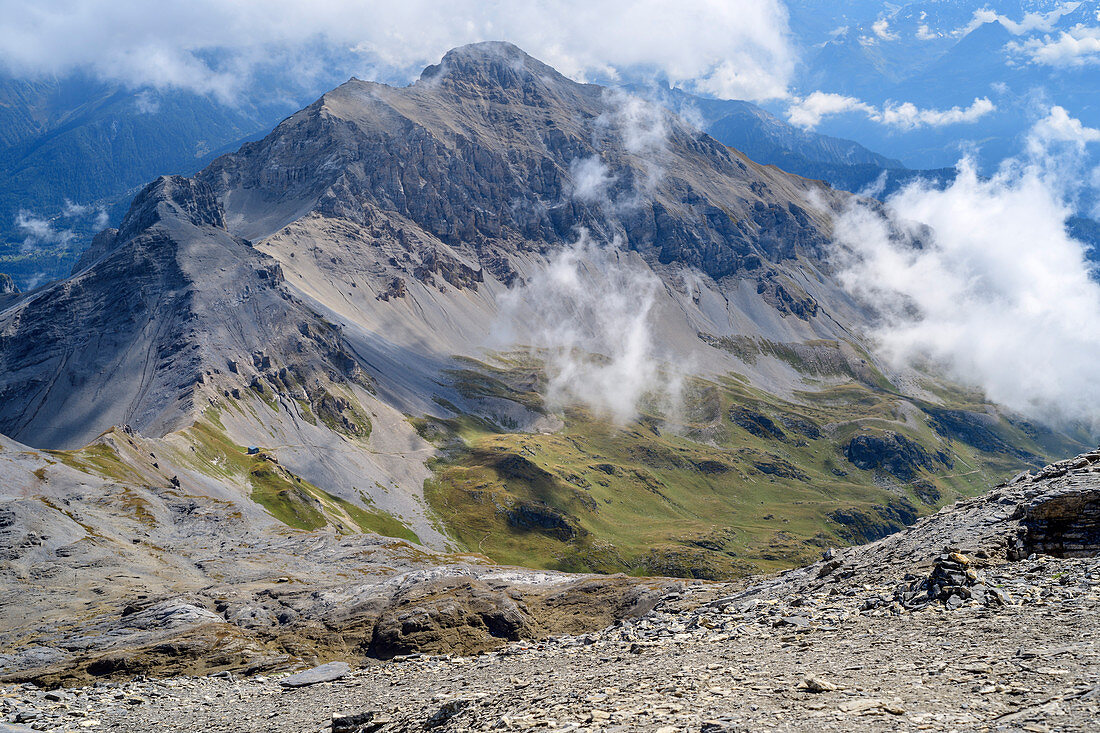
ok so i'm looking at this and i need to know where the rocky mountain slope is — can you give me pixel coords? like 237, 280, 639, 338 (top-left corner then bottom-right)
0, 41, 1090, 630
0, 427, 673, 687
4, 447, 1099, 731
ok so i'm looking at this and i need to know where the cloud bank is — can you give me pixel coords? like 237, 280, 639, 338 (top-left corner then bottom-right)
831, 107, 1100, 429
788, 92, 995, 131
0, 0, 795, 103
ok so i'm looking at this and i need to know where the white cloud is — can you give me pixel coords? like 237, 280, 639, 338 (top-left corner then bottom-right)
60, 200, 92, 218
15, 211, 75, 250
596, 90, 670, 193
495, 89, 684, 422
830, 109, 1100, 429
787, 93, 995, 131
1029, 105, 1100, 153
878, 97, 995, 130
786, 92, 876, 129
61, 199, 109, 228
569, 156, 615, 203
567, 90, 673, 213
0, 0, 796, 103
598, 91, 669, 157
16, 201, 110, 254
496, 232, 681, 424
1011, 25, 1100, 67
134, 90, 161, 114
916, 24, 939, 41
872, 19, 899, 41
957, 5, 1079, 37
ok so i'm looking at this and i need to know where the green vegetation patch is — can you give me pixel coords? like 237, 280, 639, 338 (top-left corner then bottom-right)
422, 359, 1084, 579
247, 455, 327, 531
49, 440, 147, 485
177, 412, 413, 541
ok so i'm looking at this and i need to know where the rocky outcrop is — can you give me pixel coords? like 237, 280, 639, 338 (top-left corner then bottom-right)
368, 577, 538, 659
0, 273, 17, 294
828, 499, 919, 544
1019, 487, 1100, 558
844, 431, 949, 481
737, 446, 1100, 605
6, 500, 1098, 732
366, 574, 664, 660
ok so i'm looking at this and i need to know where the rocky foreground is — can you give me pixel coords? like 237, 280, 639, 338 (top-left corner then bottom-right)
4, 450, 1100, 732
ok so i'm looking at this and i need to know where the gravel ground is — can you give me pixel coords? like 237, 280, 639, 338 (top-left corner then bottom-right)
4, 554, 1098, 733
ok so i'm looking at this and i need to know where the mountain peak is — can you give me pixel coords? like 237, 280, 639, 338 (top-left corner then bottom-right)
116, 174, 225, 243
418, 41, 569, 90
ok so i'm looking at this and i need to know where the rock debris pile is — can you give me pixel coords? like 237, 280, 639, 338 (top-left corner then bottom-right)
875, 550, 1013, 611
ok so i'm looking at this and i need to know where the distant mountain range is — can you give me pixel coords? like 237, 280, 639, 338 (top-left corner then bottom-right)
781, 0, 1100, 171
632, 82, 958, 196
0, 69, 960, 291
0, 73, 334, 288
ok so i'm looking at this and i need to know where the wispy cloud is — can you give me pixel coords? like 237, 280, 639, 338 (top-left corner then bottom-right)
496, 231, 681, 424
133, 89, 161, 114
15, 200, 109, 252
15, 211, 74, 252
565, 90, 673, 217
569, 156, 616, 204
871, 19, 899, 41
496, 87, 685, 423
596, 89, 670, 194
788, 92, 995, 131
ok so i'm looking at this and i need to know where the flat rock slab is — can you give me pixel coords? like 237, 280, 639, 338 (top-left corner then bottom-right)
279, 661, 351, 688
